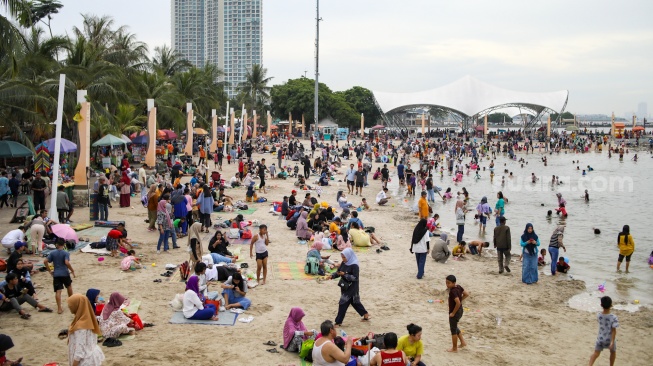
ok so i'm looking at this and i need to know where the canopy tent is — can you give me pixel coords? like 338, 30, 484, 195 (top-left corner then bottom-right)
44, 138, 77, 153
614, 122, 625, 128
92, 134, 130, 147
373, 76, 569, 129
0, 141, 34, 158
129, 131, 147, 139
632, 126, 645, 132
120, 134, 132, 143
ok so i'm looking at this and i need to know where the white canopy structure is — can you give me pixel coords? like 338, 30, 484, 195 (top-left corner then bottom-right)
373, 76, 569, 129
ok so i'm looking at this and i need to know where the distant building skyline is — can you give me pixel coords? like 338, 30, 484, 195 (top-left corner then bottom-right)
171, 0, 263, 98
637, 102, 647, 121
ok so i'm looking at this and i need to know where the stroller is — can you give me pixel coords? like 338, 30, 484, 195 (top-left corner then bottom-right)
10, 198, 34, 223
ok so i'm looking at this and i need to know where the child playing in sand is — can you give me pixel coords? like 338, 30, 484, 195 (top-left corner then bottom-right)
452, 242, 467, 258
556, 257, 570, 273
359, 198, 370, 210
588, 296, 618, 366
446, 275, 469, 353
467, 240, 489, 255
538, 249, 547, 266
120, 250, 142, 271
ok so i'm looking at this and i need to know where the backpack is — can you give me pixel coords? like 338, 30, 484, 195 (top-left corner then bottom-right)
305, 256, 319, 275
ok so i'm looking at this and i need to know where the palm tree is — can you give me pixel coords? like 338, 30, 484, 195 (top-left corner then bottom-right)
16, 0, 63, 38
151, 45, 192, 76
111, 103, 146, 135
0, 0, 27, 60
237, 64, 272, 111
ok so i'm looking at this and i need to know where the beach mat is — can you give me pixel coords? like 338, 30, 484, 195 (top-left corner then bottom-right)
169, 310, 238, 326
41, 241, 89, 257
76, 226, 111, 238
229, 238, 251, 245
272, 262, 316, 281
236, 208, 257, 215
94, 220, 125, 228
118, 334, 136, 341
80, 246, 110, 255
70, 222, 94, 231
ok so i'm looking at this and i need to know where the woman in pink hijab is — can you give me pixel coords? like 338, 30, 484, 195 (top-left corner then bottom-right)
119, 170, 131, 208
99, 292, 135, 340
282, 307, 314, 352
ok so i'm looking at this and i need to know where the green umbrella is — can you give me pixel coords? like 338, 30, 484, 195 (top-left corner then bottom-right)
92, 134, 131, 147
0, 140, 34, 158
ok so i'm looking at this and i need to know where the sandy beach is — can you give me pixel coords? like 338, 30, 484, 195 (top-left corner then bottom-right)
1, 147, 652, 366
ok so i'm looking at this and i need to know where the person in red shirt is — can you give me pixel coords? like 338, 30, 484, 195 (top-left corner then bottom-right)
370, 332, 406, 366
238, 158, 244, 181
446, 274, 470, 353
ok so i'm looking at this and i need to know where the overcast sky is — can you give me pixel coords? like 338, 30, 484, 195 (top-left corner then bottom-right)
45, 0, 652, 117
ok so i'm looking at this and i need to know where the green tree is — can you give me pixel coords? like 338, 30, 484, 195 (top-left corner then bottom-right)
549, 111, 574, 121
483, 112, 512, 123
17, 0, 63, 37
334, 86, 379, 127
329, 93, 359, 128
270, 78, 333, 130
151, 45, 192, 76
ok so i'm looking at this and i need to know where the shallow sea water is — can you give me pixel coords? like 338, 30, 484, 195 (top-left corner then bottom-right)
389, 146, 652, 312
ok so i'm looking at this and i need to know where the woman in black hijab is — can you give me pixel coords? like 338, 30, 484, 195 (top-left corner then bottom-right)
410, 219, 430, 279
0, 334, 22, 365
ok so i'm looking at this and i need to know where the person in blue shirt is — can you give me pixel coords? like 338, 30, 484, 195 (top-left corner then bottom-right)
348, 211, 364, 229
397, 163, 405, 185
8, 173, 20, 208
0, 171, 9, 208
43, 239, 76, 314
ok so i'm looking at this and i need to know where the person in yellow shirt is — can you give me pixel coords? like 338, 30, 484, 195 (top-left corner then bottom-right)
397, 323, 424, 366
452, 241, 468, 258
616, 225, 635, 273
329, 218, 341, 236
417, 191, 429, 220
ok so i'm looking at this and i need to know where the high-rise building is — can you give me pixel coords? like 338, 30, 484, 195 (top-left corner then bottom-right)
637, 102, 647, 121
171, 0, 263, 97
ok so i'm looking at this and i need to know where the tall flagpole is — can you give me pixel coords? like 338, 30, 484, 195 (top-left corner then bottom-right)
314, 0, 321, 137
49, 74, 66, 215
223, 101, 229, 156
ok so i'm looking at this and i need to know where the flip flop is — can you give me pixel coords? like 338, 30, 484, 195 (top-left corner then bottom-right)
362, 315, 372, 321
102, 338, 122, 347
38, 307, 54, 313
376, 249, 382, 254
266, 348, 279, 353
263, 341, 277, 346
380, 246, 390, 250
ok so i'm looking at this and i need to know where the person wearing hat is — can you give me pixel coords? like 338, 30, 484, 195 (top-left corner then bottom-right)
7, 241, 33, 273
431, 233, 451, 263
288, 190, 298, 207
493, 216, 512, 274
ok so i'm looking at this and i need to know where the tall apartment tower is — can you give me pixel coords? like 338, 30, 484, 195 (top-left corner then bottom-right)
637, 102, 647, 121
171, 0, 263, 97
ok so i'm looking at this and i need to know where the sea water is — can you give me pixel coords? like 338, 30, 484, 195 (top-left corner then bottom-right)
390, 147, 652, 312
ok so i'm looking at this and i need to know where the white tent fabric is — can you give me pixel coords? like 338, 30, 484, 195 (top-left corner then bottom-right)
373, 76, 568, 116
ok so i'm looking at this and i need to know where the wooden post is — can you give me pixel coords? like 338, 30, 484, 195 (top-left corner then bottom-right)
210, 109, 217, 152
267, 111, 272, 137
241, 111, 247, 143
73, 89, 90, 187
301, 114, 305, 138
184, 103, 193, 155
145, 99, 156, 167
421, 113, 425, 135
252, 110, 257, 138
360, 113, 364, 136
289, 111, 292, 135
229, 109, 235, 145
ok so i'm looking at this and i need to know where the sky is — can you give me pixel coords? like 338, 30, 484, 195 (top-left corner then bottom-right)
43, 0, 653, 117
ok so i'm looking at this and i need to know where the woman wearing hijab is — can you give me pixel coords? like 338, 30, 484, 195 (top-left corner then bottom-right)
99, 292, 134, 339
308, 203, 321, 218
617, 225, 635, 273
170, 185, 188, 236
183, 275, 219, 320
548, 226, 566, 275
476, 196, 491, 233
85, 288, 101, 316
282, 307, 315, 352
296, 211, 313, 240
327, 248, 371, 326
220, 273, 251, 310
156, 194, 173, 253
520, 223, 540, 284
0, 334, 22, 366
67, 294, 105, 365
410, 219, 430, 279
188, 222, 205, 270
146, 184, 160, 231
196, 184, 214, 233
119, 170, 131, 208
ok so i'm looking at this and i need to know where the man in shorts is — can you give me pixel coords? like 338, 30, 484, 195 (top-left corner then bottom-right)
43, 239, 76, 314
354, 166, 366, 196
345, 164, 356, 194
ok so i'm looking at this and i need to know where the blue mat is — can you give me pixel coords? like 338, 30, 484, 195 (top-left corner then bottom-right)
41, 241, 90, 257
169, 310, 238, 326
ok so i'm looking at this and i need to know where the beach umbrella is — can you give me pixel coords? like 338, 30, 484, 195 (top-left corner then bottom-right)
51, 224, 79, 243
120, 134, 132, 143
632, 126, 644, 132
370, 125, 386, 130
193, 127, 208, 135
129, 131, 147, 139
159, 129, 177, 139
92, 134, 130, 147
216, 126, 225, 133
0, 141, 34, 158
131, 135, 148, 144
44, 138, 77, 153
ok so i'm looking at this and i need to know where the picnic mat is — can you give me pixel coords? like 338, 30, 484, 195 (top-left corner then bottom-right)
236, 208, 257, 215
41, 242, 90, 257
81, 246, 110, 255
118, 334, 136, 341
125, 300, 141, 314
76, 226, 112, 238
70, 222, 94, 231
169, 310, 238, 326
272, 262, 316, 281
229, 238, 250, 245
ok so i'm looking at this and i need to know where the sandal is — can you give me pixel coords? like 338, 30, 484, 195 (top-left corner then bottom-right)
376, 249, 382, 254
58, 329, 69, 339
380, 245, 390, 250
153, 279, 162, 283
266, 348, 279, 353
38, 307, 54, 313
263, 341, 277, 346
20, 312, 30, 320
362, 314, 372, 321
102, 338, 122, 347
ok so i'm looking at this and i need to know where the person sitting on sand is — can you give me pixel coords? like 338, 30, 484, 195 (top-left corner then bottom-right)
538, 249, 547, 266
0, 334, 24, 366
359, 198, 370, 210
307, 242, 337, 271
329, 217, 342, 236
282, 307, 316, 353
120, 250, 142, 271
221, 273, 251, 310
348, 222, 376, 247
0, 273, 53, 319
99, 292, 135, 339
556, 257, 570, 273
296, 212, 314, 240
208, 231, 235, 259
8, 259, 36, 298
431, 233, 451, 263
183, 276, 219, 321
396, 324, 424, 366
452, 241, 468, 258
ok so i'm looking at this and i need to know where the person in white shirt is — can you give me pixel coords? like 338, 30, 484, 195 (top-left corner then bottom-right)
376, 187, 390, 205
182, 275, 218, 320
1, 227, 27, 252
138, 166, 147, 187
